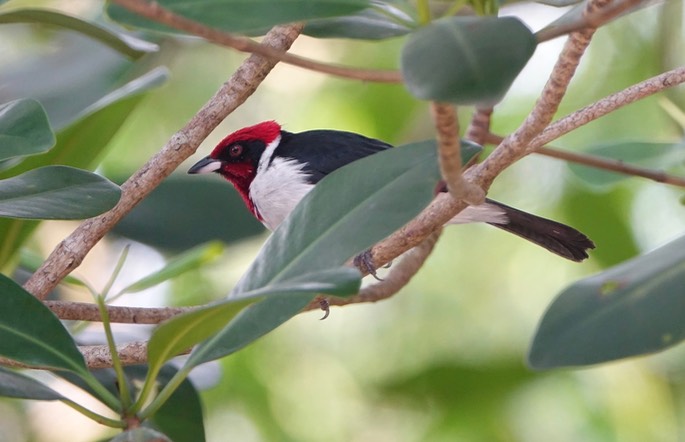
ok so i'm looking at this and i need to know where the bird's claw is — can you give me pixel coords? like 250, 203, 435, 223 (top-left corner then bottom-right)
354, 249, 386, 281
319, 298, 330, 320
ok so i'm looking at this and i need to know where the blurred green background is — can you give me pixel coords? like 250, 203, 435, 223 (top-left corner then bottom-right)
2, 0, 685, 441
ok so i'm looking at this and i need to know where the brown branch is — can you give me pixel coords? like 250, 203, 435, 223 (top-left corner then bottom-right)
536, 0, 647, 43
528, 65, 685, 150
0, 342, 173, 369
112, 0, 401, 83
23, 24, 304, 300
484, 133, 685, 188
432, 102, 485, 205
44, 301, 193, 324
304, 229, 443, 311
465, 107, 494, 145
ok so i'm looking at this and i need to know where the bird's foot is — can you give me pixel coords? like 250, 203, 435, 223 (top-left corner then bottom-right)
318, 297, 330, 320
353, 249, 392, 281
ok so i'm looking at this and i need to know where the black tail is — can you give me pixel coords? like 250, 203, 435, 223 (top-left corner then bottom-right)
485, 199, 595, 262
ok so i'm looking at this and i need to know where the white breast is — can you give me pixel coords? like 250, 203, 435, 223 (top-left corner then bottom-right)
249, 157, 314, 231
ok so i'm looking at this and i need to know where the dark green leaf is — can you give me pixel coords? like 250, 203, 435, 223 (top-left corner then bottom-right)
0, 9, 157, 59
0, 68, 167, 267
187, 141, 481, 365
107, 0, 371, 36
148, 267, 360, 373
110, 428, 172, 442
148, 365, 205, 442
0, 99, 55, 162
0, 166, 120, 220
568, 141, 685, 188
0, 274, 87, 373
0, 366, 65, 400
113, 175, 264, 251
401, 16, 537, 104
529, 235, 685, 368
305, 7, 412, 39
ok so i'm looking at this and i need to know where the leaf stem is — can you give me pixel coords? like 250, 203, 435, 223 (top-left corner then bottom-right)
416, 0, 432, 24
138, 366, 191, 420
96, 295, 132, 409
62, 398, 125, 428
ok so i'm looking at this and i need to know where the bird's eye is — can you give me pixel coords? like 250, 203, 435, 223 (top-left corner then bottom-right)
229, 144, 243, 157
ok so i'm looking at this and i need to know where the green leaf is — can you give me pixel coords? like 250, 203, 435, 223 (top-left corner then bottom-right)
116, 241, 225, 295
528, 235, 685, 369
567, 141, 685, 188
0, 9, 157, 59
107, 0, 372, 36
110, 428, 172, 442
0, 166, 120, 220
0, 366, 65, 400
0, 274, 87, 373
304, 6, 413, 39
0, 99, 55, 162
187, 140, 481, 365
0, 68, 168, 268
401, 16, 537, 104
148, 267, 360, 373
112, 175, 264, 251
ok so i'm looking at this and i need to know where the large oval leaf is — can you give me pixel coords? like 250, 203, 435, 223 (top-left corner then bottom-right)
147, 267, 360, 375
401, 16, 537, 104
528, 235, 685, 369
187, 140, 481, 366
0, 9, 157, 59
0, 99, 55, 162
0, 166, 120, 220
0, 274, 87, 373
107, 0, 371, 36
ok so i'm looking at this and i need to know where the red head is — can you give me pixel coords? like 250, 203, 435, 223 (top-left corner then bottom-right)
188, 121, 283, 217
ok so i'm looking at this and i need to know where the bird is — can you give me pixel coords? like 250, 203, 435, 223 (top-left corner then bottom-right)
188, 121, 594, 265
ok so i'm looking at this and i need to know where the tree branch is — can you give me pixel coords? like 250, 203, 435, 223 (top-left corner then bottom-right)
305, 229, 442, 311
111, 0, 401, 83
528, 65, 685, 151
484, 133, 685, 188
44, 301, 193, 324
23, 24, 304, 300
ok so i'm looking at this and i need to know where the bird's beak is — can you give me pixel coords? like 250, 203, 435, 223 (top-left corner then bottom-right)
188, 156, 222, 174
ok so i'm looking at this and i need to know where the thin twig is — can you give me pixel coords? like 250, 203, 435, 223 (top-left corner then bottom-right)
484, 133, 685, 187
465, 106, 494, 145
431, 102, 485, 204
111, 0, 401, 83
23, 24, 304, 300
528, 65, 685, 151
536, 0, 647, 43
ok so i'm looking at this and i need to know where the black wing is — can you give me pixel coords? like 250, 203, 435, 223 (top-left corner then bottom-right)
275, 129, 393, 184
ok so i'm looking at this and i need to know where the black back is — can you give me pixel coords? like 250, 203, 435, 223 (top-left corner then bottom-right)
275, 130, 393, 184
